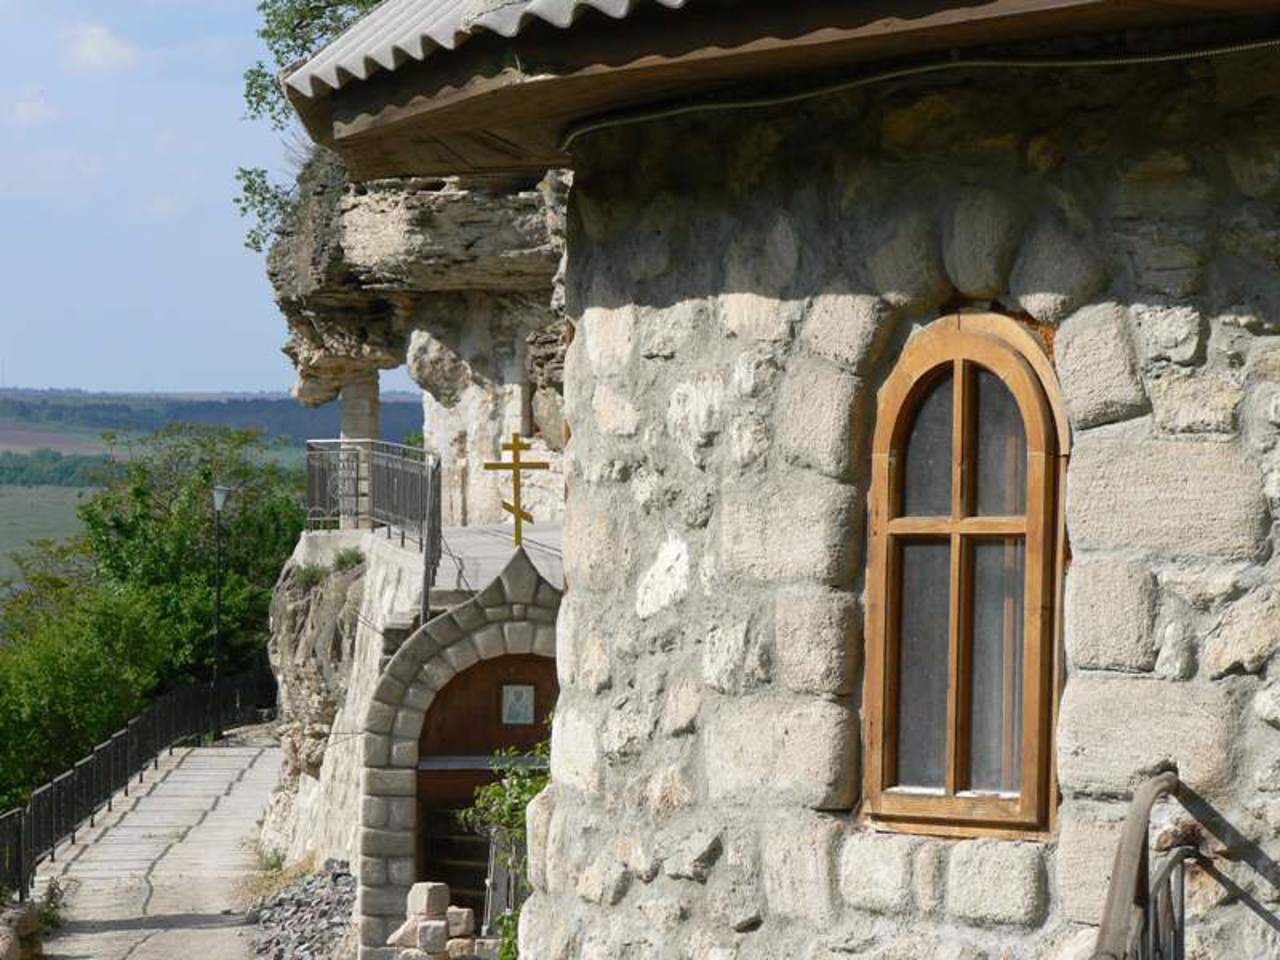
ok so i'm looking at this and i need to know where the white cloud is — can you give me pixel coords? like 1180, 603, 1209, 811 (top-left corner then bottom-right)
6, 89, 57, 128
65, 23, 139, 72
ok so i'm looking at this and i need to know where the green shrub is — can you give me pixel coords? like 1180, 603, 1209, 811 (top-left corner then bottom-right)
0, 425, 305, 808
38, 878, 64, 931
292, 564, 327, 592
333, 547, 365, 572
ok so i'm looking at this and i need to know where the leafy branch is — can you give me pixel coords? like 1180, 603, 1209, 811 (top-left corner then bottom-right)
237, 0, 381, 250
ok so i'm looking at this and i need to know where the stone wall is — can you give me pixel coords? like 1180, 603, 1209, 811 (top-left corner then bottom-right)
524, 52, 1280, 959
406, 292, 565, 527
262, 530, 425, 867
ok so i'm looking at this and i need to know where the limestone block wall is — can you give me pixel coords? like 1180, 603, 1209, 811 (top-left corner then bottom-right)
523, 55, 1280, 960
262, 530, 425, 867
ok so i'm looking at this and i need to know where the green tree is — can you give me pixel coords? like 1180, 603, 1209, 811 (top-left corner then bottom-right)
0, 425, 304, 808
77, 425, 305, 679
236, 0, 380, 251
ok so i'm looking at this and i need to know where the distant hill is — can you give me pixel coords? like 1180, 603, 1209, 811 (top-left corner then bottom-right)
0, 389, 423, 447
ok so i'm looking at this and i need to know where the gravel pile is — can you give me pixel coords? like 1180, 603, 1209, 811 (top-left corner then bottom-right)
252, 859, 357, 960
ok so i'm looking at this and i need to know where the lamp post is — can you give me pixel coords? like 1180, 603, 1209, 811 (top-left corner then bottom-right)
211, 484, 234, 741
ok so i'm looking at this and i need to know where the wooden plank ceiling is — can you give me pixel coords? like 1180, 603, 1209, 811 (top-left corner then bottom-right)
286, 0, 1280, 178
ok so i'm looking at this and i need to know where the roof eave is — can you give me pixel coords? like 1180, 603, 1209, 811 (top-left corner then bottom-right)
293, 0, 1280, 179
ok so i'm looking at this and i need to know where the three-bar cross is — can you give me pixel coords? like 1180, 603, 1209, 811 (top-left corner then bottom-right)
483, 433, 550, 546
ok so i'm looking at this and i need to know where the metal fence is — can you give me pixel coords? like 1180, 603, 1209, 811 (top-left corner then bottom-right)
305, 439, 441, 549
0, 670, 273, 901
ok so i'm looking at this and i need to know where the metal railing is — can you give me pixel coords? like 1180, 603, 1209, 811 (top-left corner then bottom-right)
0, 669, 274, 901
1094, 772, 1199, 960
305, 439, 441, 549
306, 438, 442, 623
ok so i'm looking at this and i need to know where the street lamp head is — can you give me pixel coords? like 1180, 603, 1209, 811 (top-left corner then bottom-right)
212, 484, 234, 515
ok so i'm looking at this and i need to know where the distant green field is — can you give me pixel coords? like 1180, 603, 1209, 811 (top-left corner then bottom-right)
0, 486, 90, 581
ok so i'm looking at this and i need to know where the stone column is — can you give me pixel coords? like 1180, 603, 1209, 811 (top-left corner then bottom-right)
340, 373, 381, 441
340, 373, 380, 527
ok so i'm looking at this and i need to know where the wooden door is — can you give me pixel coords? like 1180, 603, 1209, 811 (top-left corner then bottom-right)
416, 654, 557, 911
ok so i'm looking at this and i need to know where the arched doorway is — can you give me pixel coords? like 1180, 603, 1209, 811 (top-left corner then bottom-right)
355, 547, 561, 958
416, 654, 558, 912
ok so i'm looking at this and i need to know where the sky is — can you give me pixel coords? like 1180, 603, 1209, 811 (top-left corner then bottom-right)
0, 0, 414, 394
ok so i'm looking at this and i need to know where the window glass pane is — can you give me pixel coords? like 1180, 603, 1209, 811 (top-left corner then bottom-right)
968, 538, 1025, 793
895, 540, 951, 789
902, 370, 953, 516
974, 368, 1026, 516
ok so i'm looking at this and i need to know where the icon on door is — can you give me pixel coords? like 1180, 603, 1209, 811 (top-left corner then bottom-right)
501, 684, 536, 725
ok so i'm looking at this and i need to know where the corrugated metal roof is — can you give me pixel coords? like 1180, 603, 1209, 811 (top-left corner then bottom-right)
285, 0, 690, 100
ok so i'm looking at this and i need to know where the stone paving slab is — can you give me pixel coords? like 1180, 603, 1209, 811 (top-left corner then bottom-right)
38, 736, 281, 960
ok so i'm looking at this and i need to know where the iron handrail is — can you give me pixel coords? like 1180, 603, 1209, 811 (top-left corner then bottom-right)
305, 437, 442, 624
1093, 771, 1193, 960
0, 669, 274, 901
304, 438, 441, 544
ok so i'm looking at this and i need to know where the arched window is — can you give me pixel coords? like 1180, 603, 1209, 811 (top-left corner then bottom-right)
863, 313, 1067, 836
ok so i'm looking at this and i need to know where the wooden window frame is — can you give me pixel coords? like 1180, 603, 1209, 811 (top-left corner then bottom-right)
862, 312, 1069, 838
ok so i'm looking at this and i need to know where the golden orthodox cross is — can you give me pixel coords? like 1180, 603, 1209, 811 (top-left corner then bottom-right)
483, 433, 550, 546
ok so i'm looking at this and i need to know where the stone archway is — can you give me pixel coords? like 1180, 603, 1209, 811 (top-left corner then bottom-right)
356, 547, 560, 960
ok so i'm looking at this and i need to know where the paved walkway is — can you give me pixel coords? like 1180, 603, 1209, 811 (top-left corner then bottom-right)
38, 737, 281, 960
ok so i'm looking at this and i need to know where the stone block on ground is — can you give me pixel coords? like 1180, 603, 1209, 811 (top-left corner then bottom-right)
388, 916, 418, 947
417, 918, 449, 952
447, 904, 475, 937
407, 882, 450, 919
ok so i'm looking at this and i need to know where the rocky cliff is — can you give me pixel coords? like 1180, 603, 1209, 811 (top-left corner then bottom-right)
267, 556, 364, 793
268, 151, 570, 525
261, 532, 424, 866
268, 150, 567, 410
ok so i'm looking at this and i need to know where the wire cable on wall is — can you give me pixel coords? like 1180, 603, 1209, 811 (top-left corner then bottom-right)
560, 33, 1280, 151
